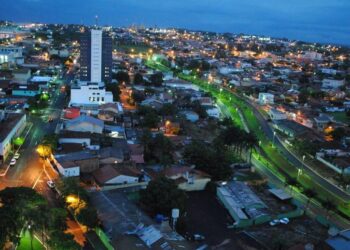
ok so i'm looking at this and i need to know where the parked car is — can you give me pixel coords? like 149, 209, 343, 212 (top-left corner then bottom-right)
47, 180, 55, 188
279, 218, 290, 224
269, 219, 280, 226
13, 153, 20, 159
10, 158, 16, 166
192, 234, 205, 241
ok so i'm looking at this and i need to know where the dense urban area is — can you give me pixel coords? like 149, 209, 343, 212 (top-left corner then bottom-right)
0, 20, 350, 250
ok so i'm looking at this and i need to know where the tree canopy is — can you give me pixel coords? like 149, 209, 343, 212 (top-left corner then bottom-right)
140, 177, 186, 216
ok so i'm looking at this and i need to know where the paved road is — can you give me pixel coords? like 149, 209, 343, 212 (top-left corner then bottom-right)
230, 91, 350, 202
252, 156, 350, 229
0, 73, 68, 202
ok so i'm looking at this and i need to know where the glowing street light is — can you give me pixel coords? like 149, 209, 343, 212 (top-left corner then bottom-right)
297, 168, 303, 180
272, 131, 276, 148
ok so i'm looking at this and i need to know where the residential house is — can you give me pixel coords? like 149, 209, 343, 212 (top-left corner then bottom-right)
128, 144, 145, 164
99, 102, 123, 114
64, 107, 81, 120
322, 79, 345, 90
12, 84, 41, 97
53, 150, 99, 175
64, 115, 104, 134
12, 68, 31, 83
205, 105, 220, 118
93, 165, 141, 185
258, 93, 274, 105
58, 130, 100, 150
99, 147, 124, 165
55, 161, 80, 177
180, 111, 199, 122
273, 120, 311, 138
314, 113, 334, 130
0, 112, 26, 163
269, 108, 287, 120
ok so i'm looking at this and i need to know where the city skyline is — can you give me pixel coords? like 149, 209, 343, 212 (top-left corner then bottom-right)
2, 0, 350, 45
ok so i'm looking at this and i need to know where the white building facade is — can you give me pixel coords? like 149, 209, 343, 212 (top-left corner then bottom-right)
70, 82, 113, 106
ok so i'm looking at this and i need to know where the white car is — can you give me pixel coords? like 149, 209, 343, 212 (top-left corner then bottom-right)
279, 218, 290, 224
269, 219, 280, 226
47, 180, 55, 189
10, 158, 16, 166
13, 153, 20, 159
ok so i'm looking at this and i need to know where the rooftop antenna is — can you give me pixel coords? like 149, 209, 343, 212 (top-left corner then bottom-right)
95, 15, 99, 27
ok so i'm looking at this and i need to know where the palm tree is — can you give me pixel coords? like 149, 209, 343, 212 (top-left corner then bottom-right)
285, 176, 297, 194
321, 199, 336, 220
244, 133, 258, 163
302, 189, 317, 214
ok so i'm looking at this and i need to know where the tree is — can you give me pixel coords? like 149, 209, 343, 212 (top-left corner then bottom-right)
302, 189, 317, 213
131, 89, 145, 103
114, 71, 130, 84
0, 187, 48, 249
56, 177, 89, 205
134, 72, 144, 84
47, 231, 80, 250
50, 208, 68, 232
105, 83, 121, 101
142, 133, 174, 165
76, 207, 99, 230
159, 103, 177, 116
140, 177, 186, 216
36, 144, 52, 158
191, 100, 207, 119
298, 89, 309, 104
330, 127, 346, 141
321, 199, 336, 220
138, 106, 160, 129
184, 140, 233, 180
149, 72, 163, 87
285, 176, 298, 194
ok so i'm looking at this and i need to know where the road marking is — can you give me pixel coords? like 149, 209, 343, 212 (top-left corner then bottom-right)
32, 170, 44, 189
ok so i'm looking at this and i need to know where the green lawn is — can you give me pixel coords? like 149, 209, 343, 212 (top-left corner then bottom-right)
146, 59, 350, 218
95, 228, 114, 250
328, 112, 350, 123
18, 230, 44, 250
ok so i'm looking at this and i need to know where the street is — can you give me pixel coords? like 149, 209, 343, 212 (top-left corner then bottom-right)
0, 71, 70, 202
237, 93, 350, 202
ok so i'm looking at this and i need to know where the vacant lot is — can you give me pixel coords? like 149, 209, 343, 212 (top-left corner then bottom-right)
183, 191, 266, 250
247, 216, 328, 249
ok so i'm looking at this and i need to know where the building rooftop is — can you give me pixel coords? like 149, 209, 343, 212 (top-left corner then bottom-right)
217, 181, 267, 220
326, 229, 350, 250
54, 150, 97, 162
66, 115, 104, 128
0, 113, 25, 142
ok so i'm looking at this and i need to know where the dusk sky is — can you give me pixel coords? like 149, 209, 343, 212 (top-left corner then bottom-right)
2, 0, 350, 45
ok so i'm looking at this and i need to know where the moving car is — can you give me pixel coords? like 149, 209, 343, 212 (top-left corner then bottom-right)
47, 180, 55, 188
10, 158, 16, 166
279, 218, 290, 224
269, 219, 280, 226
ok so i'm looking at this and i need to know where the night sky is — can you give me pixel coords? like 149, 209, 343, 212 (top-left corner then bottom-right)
2, 0, 350, 45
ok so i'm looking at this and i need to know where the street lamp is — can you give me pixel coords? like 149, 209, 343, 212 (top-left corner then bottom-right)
297, 168, 302, 180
